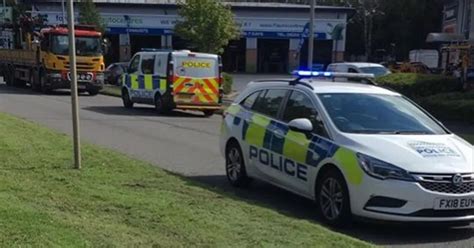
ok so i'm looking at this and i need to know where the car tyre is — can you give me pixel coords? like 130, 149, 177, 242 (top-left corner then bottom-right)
316, 168, 352, 226
225, 141, 251, 187
121, 88, 133, 108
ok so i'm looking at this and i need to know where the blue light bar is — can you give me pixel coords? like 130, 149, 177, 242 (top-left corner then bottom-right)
293, 70, 332, 77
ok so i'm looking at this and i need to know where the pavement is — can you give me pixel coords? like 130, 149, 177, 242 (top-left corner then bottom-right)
0, 78, 473, 247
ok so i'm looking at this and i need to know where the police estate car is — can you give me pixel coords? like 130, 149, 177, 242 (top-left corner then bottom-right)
220, 71, 474, 226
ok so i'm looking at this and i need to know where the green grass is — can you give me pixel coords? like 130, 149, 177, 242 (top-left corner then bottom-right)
0, 113, 371, 247
100, 85, 121, 97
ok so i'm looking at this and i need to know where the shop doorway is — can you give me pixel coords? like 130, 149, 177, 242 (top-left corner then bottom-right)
257, 39, 289, 73
299, 39, 333, 70
222, 38, 246, 72
130, 35, 161, 55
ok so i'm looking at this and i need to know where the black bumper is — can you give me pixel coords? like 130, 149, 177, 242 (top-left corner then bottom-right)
46, 77, 103, 91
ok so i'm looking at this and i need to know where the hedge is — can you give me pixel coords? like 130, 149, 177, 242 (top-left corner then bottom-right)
376, 73, 460, 98
418, 92, 474, 123
222, 72, 233, 95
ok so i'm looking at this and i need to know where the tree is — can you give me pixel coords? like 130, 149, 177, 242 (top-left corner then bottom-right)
174, 0, 240, 54
78, 0, 105, 33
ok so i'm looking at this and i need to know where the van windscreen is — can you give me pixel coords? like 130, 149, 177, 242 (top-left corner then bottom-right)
174, 56, 218, 78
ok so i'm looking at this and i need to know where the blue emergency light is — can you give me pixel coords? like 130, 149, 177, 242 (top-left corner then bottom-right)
292, 70, 333, 77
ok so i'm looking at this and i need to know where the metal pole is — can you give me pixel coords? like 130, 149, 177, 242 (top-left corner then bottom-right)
66, 0, 81, 169
307, 0, 315, 70
62, 0, 65, 24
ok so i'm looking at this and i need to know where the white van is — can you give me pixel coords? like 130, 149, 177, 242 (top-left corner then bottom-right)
121, 50, 222, 116
326, 62, 391, 77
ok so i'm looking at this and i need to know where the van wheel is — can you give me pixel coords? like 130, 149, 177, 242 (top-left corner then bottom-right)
154, 93, 168, 114
203, 110, 215, 117
225, 141, 251, 187
316, 169, 352, 226
121, 89, 133, 108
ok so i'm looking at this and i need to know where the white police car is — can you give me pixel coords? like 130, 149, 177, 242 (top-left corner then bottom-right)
220, 71, 474, 226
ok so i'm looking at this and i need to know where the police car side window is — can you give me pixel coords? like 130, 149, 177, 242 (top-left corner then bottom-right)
252, 89, 287, 118
141, 55, 155, 74
283, 91, 327, 137
241, 90, 261, 109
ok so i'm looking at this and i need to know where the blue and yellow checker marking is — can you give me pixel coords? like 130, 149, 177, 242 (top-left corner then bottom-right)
123, 74, 167, 92
225, 105, 364, 185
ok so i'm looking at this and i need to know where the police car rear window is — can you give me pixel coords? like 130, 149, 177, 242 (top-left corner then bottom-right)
252, 89, 288, 118
240, 90, 261, 109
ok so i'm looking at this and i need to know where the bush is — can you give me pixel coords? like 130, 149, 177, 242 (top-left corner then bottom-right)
222, 72, 233, 95
376, 73, 460, 98
418, 92, 474, 123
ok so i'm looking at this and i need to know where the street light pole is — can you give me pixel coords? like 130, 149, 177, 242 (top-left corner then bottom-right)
307, 0, 315, 70
66, 0, 81, 169
62, 0, 65, 24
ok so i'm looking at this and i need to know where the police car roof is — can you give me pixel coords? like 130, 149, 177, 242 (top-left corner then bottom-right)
248, 78, 399, 95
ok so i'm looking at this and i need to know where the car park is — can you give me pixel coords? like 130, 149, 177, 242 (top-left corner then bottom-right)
220, 71, 474, 226
327, 62, 391, 77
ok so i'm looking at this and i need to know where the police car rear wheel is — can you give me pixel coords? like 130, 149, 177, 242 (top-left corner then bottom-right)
122, 89, 134, 108
316, 170, 351, 226
226, 143, 250, 187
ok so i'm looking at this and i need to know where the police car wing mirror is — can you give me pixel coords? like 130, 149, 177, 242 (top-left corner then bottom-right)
288, 118, 313, 134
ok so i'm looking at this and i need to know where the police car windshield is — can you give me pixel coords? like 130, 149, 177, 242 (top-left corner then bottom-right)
174, 56, 217, 78
318, 93, 447, 135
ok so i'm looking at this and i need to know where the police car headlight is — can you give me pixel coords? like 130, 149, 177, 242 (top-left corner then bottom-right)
356, 153, 414, 182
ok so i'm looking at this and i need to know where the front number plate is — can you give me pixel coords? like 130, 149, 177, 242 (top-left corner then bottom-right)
434, 198, 474, 210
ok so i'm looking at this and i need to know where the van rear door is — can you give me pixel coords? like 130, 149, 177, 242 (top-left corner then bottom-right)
172, 53, 220, 107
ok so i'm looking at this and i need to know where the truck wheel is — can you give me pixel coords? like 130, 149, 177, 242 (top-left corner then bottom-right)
121, 88, 134, 108
88, 88, 99, 96
31, 71, 40, 92
40, 73, 51, 94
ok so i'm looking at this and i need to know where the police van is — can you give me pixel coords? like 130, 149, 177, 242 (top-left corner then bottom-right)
220, 71, 474, 226
121, 50, 222, 116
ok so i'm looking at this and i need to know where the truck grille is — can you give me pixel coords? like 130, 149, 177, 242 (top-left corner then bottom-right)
413, 174, 474, 194
64, 62, 95, 70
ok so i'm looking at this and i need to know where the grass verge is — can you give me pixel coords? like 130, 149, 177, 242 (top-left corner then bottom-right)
0, 112, 371, 247
100, 85, 121, 97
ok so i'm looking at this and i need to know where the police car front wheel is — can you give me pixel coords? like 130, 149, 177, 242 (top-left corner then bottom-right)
226, 142, 251, 187
316, 169, 351, 226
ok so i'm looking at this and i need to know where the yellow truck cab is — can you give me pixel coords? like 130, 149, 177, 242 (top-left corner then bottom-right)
121, 49, 223, 116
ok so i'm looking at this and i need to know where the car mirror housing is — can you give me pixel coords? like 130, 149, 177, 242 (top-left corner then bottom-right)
288, 118, 313, 133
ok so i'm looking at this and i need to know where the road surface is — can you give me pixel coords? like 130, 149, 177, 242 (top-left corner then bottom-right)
0, 83, 472, 248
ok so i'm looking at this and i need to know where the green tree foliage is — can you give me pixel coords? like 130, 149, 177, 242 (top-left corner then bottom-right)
174, 0, 240, 54
78, 0, 105, 33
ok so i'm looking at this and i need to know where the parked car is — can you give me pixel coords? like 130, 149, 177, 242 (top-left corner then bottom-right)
327, 62, 391, 77
105, 62, 128, 85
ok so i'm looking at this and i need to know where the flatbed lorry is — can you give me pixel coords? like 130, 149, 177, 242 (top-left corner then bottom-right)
0, 25, 105, 95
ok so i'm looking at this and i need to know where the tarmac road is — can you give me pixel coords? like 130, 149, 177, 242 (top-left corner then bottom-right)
0, 83, 472, 248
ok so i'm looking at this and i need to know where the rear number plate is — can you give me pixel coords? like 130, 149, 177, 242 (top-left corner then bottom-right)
434, 198, 474, 210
